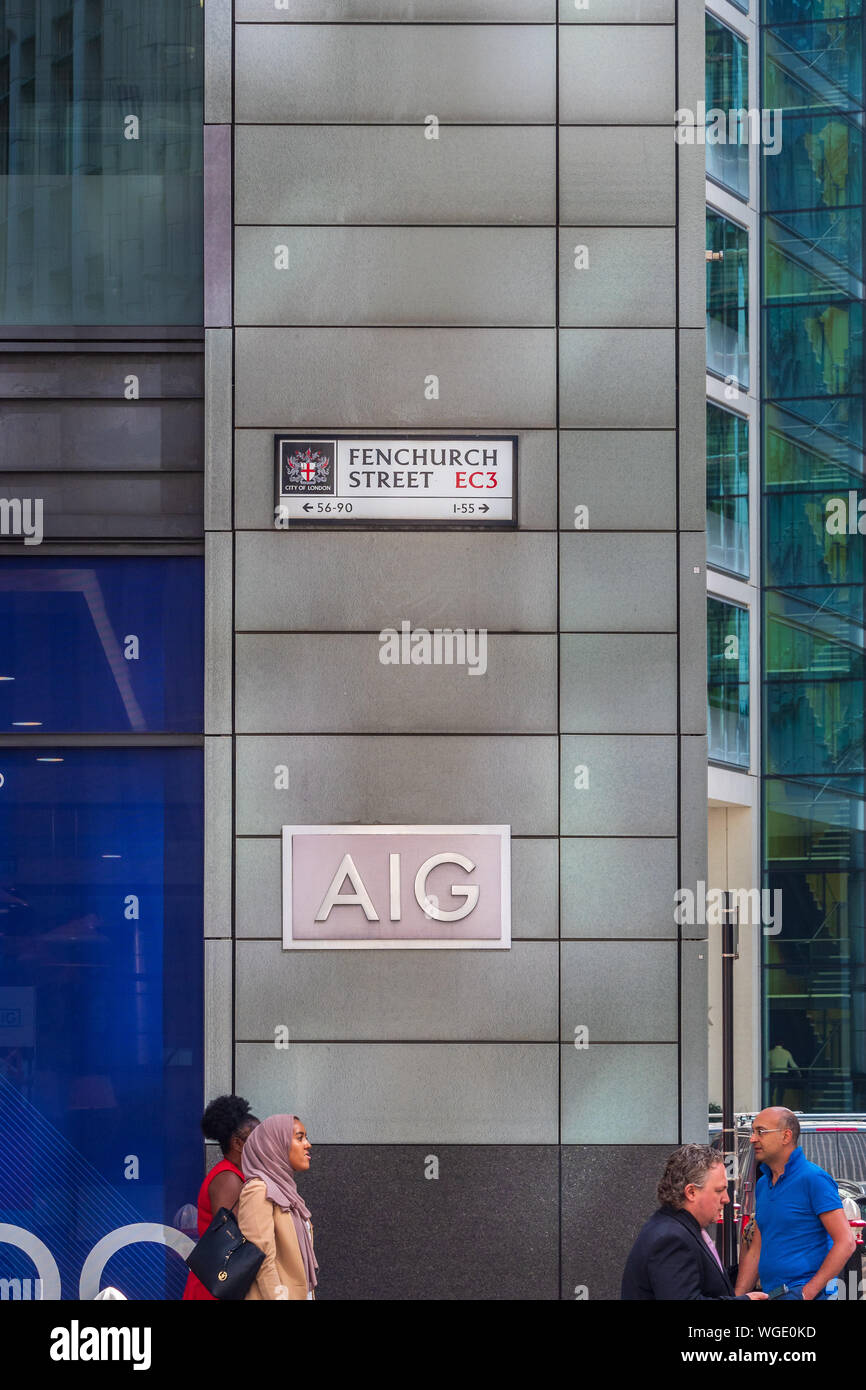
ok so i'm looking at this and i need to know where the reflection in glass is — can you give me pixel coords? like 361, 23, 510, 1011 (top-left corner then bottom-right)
707, 402, 749, 576
761, 0, 866, 1112
707, 210, 750, 388
765, 591, 865, 780
0, 0, 203, 325
764, 9, 863, 114
763, 778, 865, 1111
0, 748, 203, 1298
0, 557, 203, 731
706, 14, 750, 200
708, 596, 750, 767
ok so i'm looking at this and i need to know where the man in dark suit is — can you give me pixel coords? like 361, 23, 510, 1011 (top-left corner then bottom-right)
622, 1144, 768, 1301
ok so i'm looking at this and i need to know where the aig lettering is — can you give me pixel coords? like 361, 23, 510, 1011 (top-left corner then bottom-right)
316, 851, 479, 924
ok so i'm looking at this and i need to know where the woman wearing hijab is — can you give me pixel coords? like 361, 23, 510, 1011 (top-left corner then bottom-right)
238, 1113, 318, 1300
183, 1094, 260, 1301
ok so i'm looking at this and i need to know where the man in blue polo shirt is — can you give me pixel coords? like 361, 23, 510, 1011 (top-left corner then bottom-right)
735, 1108, 855, 1300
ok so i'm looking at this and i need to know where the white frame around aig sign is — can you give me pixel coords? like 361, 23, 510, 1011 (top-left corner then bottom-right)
281, 824, 511, 950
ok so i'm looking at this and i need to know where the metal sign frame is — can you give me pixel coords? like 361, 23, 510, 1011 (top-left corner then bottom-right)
273, 433, 518, 529
282, 824, 512, 950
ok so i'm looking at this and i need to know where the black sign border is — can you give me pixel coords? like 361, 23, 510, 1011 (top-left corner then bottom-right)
273, 432, 519, 531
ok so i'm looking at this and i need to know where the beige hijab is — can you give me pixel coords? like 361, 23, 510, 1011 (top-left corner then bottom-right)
241, 1113, 318, 1291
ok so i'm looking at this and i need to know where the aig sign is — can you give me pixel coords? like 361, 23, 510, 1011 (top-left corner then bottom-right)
282, 825, 510, 949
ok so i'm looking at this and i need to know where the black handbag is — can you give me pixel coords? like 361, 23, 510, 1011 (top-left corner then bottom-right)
186, 1206, 265, 1300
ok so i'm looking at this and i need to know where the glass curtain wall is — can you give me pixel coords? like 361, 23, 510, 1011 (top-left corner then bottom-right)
707, 13, 751, 199
0, 0, 204, 1300
0, 746, 203, 1300
708, 596, 751, 767
762, 0, 866, 1111
708, 400, 750, 575
707, 209, 751, 387
0, 0, 203, 324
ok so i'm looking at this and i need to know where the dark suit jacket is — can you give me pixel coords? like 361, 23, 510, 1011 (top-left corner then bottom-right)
621, 1206, 745, 1301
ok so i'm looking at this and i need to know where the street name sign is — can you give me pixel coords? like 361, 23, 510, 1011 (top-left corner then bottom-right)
274, 434, 517, 526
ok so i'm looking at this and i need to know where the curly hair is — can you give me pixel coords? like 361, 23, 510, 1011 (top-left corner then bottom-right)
657, 1144, 725, 1209
201, 1094, 258, 1154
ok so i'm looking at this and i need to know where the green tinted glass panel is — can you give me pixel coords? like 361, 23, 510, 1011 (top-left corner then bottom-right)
763, 113, 862, 216
764, 301, 863, 406
706, 15, 750, 199
708, 596, 750, 767
707, 211, 750, 387
761, 0, 866, 1112
764, 18, 863, 112
763, 1, 862, 29
763, 176, 864, 455
765, 597, 865, 778
0, 0, 203, 325
707, 402, 749, 575
763, 777, 865, 1109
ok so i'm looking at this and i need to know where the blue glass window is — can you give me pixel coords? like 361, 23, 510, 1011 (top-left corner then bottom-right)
761, 0, 866, 1117
763, 1, 862, 21
706, 15, 750, 200
708, 596, 751, 767
0, 558, 203, 732
0, 748, 202, 1299
707, 210, 750, 388
764, 4, 862, 112
707, 402, 750, 576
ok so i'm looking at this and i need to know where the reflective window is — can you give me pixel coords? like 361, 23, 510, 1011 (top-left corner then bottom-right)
761, 0, 866, 1114
763, 154, 864, 452
763, 418, 865, 594
706, 14, 750, 200
0, 0, 203, 326
764, 3, 862, 112
707, 210, 750, 388
708, 596, 750, 767
764, 778, 865, 1111
764, 0, 861, 19
707, 402, 749, 576
765, 591, 865, 780
0, 748, 203, 1299
0, 558, 203, 732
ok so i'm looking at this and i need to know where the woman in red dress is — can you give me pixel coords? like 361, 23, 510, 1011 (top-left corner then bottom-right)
183, 1094, 260, 1300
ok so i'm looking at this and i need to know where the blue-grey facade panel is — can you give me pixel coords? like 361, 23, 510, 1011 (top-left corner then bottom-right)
236, 532, 557, 631
559, 25, 675, 124
560, 837, 679, 940
235, 126, 557, 225
236, 25, 556, 124
236, 734, 560, 836
235, 327, 557, 427
235, 633, 558, 733
235, 227, 556, 327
